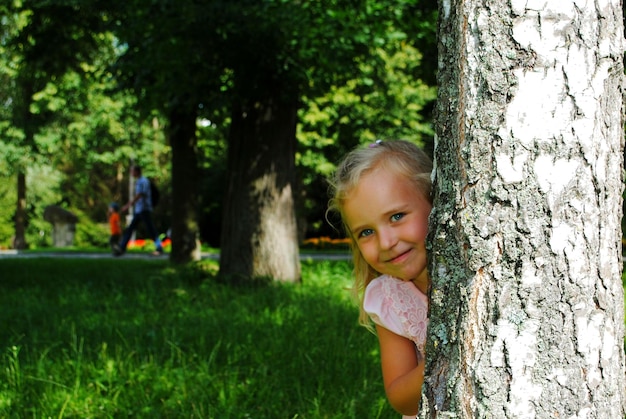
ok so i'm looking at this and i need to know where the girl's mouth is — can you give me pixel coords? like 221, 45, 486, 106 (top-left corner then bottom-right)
386, 248, 411, 264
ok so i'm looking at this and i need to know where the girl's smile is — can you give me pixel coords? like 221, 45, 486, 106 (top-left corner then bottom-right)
385, 248, 412, 264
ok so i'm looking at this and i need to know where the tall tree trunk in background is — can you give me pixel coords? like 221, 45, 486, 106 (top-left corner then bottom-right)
423, 1, 625, 417
12, 80, 35, 251
169, 106, 200, 264
219, 94, 301, 284
13, 171, 27, 249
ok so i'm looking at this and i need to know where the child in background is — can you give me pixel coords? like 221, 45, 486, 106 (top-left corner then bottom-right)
108, 202, 122, 254
328, 140, 433, 418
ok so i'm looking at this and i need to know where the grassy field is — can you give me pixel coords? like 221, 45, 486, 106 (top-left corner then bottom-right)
0, 258, 394, 418
3, 257, 624, 418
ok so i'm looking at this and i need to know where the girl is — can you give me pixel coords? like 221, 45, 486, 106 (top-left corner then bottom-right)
328, 140, 432, 418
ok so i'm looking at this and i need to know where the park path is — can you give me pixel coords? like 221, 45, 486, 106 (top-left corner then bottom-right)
0, 250, 351, 261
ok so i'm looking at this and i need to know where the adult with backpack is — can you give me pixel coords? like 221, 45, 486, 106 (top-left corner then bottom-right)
115, 165, 164, 256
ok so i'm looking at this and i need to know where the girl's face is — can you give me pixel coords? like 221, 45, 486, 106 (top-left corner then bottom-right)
343, 166, 432, 288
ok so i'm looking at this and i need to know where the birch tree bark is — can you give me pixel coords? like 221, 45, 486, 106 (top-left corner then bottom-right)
424, 1, 626, 417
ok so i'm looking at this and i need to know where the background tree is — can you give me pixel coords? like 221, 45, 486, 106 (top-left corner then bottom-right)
3, 1, 106, 248
104, 0, 231, 264
102, 0, 438, 277
217, 0, 436, 283
424, 1, 625, 417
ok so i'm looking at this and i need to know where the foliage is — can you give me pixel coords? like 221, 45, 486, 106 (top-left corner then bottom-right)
0, 63, 171, 247
0, 258, 395, 418
73, 214, 109, 249
0, 5, 171, 246
0, 160, 16, 248
0, 167, 62, 248
29, 41, 172, 225
3, 0, 109, 157
0, 1, 172, 248
297, 40, 437, 238
0, 0, 439, 249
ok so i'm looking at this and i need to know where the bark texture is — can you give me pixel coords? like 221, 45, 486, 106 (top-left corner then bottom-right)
12, 81, 35, 250
169, 107, 200, 264
13, 171, 27, 249
219, 95, 301, 284
424, 1, 626, 417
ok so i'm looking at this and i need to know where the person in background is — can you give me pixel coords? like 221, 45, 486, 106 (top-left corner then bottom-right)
115, 165, 163, 256
328, 140, 433, 418
108, 202, 122, 255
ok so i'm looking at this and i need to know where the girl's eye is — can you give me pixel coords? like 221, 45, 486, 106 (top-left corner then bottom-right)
359, 228, 374, 238
391, 213, 404, 222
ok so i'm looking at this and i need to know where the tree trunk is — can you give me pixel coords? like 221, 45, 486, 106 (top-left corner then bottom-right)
13, 80, 34, 251
13, 171, 27, 249
169, 106, 200, 264
219, 95, 301, 284
423, 1, 625, 417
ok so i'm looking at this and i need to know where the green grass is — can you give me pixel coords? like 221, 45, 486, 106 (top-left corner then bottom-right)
0, 258, 392, 418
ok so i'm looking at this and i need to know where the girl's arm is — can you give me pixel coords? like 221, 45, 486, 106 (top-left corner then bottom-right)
376, 324, 425, 416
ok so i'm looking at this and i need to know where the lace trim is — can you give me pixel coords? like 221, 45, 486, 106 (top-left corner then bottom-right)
381, 277, 429, 354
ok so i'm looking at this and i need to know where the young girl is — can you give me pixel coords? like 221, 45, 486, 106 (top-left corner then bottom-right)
328, 140, 432, 418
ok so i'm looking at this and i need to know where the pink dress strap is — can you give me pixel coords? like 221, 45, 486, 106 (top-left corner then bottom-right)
363, 275, 428, 354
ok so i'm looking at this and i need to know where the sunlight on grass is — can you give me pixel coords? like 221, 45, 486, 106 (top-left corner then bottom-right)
0, 258, 391, 418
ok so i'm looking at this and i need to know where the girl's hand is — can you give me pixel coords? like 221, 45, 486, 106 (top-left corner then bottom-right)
376, 324, 424, 416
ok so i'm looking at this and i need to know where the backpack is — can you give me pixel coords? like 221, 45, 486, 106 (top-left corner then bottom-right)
150, 180, 160, 207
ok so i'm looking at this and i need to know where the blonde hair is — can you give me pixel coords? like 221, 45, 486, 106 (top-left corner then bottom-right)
327, 140, 433, 327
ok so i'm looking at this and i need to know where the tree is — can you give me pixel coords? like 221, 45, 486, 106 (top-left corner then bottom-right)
217, 0, 436, 283
102, 0, 437, 277
103, 0, 226, 264
3, 1, 106, 249
423, 1, 625, 417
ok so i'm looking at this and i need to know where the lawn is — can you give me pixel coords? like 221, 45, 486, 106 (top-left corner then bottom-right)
0, 258, 393, 418
3, 257, 624, 418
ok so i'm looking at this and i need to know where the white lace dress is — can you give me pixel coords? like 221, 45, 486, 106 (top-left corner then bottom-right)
363, 274, 429, 419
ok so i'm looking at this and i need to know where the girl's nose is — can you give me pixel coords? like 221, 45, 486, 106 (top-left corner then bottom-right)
377, 227, 398, 250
